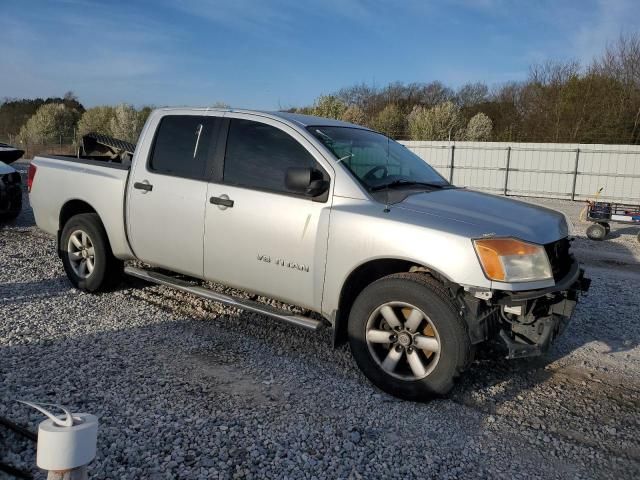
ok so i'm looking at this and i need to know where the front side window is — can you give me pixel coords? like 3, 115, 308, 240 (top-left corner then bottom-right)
308, 126, 448, 191
149, 115, 217, 179
224, 119, 321, 194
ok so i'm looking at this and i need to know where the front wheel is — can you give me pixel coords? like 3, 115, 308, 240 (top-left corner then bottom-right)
60, 213, 123, 292
348, 273, 472, 400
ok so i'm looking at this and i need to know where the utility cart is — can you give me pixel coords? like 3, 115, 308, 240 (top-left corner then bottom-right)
585, 201, 640, 242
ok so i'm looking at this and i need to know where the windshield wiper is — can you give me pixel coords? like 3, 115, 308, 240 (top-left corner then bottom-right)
369, 180, 448, 192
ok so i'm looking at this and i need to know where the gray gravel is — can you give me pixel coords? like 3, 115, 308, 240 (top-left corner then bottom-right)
1, 175, 639, 479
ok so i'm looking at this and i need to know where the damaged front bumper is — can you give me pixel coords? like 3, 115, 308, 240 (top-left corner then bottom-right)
496, 262, 591, 359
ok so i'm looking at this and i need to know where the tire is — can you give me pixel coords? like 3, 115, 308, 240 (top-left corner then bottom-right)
348, 273, 472, 401
60, 213, 123, 292
586, 223, 606, 241
600, 222, 610, 234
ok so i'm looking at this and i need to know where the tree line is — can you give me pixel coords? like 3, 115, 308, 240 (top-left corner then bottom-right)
0, 92, 152, 146
1, 33, 638, 146
293, 33, 640, 144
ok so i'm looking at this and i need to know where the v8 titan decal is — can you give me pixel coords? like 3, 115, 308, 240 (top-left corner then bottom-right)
257, 254, 309, 272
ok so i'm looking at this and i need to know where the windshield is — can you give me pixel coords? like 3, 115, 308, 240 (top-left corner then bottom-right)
308, 127, 448, 191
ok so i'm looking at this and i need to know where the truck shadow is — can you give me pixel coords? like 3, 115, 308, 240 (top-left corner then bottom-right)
0, 277, 70, 305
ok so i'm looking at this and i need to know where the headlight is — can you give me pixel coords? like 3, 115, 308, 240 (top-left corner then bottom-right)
473, 238, 552, 282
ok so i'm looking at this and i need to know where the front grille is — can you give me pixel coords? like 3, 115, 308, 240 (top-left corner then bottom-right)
544, 238, 572, 281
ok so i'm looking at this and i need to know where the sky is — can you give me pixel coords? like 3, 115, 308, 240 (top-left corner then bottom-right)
1, 0, 638, 110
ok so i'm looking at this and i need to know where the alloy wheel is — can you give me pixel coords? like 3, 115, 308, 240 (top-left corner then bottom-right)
365, 301, 441, 380
67, 229, 96, 279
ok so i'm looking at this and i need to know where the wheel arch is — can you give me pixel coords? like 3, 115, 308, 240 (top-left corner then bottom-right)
332, 257, 453, 347
57, 200, 106, 256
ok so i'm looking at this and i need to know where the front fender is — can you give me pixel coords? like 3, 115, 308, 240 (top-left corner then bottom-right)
321, 197, 489, 318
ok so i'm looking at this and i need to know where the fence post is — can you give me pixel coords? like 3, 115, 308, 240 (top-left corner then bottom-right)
571, 148, 580, 201
449, 145, 455, 183
503, 146, 511, 196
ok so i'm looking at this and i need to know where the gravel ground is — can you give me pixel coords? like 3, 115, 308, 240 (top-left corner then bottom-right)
1, 171, 639, 479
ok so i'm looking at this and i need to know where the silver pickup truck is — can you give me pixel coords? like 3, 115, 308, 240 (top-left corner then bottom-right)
29, 108, 589, 400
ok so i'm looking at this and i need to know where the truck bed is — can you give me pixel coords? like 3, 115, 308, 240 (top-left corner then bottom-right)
40, 154, 131, 170
29, 154, 134, 259
38, 132, 137, 170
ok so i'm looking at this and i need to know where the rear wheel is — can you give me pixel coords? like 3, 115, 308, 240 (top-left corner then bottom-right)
348, 273, 471, 400
586, 223, 607, 241
60, 213, 123, 292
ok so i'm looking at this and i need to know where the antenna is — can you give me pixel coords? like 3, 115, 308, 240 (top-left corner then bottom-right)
384, 134, 390, 213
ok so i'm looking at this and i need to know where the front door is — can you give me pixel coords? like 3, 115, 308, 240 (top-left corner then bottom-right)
203, 116, 333, 310
127, 114, 223, 277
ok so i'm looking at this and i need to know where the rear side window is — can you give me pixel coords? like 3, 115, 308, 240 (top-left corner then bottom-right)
223, 119, 321, 193
149, 115, 219, 179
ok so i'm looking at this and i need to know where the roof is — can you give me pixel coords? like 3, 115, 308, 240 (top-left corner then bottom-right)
153, 107, 370, 130
267, 111, 368, 129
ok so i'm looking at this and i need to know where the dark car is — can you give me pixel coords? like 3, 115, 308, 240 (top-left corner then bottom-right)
0, 143, 24, 221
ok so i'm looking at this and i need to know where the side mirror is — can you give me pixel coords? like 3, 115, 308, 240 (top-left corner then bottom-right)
286, 167, 329, 197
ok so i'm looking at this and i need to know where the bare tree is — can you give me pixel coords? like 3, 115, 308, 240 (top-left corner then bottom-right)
456, 82, 489, 107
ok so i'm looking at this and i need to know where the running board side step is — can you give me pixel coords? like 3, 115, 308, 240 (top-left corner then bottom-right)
124, 266, 324, 331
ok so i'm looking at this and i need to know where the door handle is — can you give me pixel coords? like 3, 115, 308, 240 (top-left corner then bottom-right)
133, 181, 153, 192
210, 195, 234, 208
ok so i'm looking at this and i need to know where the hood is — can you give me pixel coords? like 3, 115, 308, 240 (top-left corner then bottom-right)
395, 188, 568, 245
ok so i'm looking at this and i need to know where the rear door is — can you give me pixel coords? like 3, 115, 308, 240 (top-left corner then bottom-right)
127, 113, 224, 277
203, 115, 334, 310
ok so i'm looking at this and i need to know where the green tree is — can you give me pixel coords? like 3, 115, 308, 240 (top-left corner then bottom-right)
312, 95, 347, 119
1, 94, 85, 142
408, 102, 464, 140
18, 103, 80, 144
109, 104, 148, 143
137, 106, 153, 132
370, 104, 406, 137
464, 112, 493, 141
340, 105, 367, 126
77, 106, 115, 138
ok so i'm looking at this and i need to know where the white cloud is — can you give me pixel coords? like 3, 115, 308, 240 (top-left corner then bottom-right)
165, 0, 383, 37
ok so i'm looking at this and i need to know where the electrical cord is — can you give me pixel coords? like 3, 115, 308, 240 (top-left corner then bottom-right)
0, 416, 36, 479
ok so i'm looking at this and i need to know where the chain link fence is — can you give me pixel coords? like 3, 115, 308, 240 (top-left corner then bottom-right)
1, 136, 76, 160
